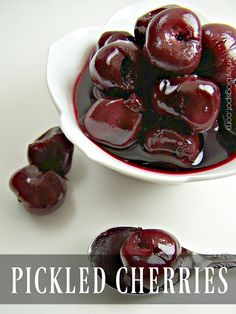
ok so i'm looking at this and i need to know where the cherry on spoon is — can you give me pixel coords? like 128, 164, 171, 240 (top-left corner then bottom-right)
88, 227, 236, 294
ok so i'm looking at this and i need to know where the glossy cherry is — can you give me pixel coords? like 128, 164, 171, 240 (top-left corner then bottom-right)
28, 127, 74, 177
144, 7, 202, 75
152, 75, 221, 132
98, 31, 135, 48
120, 228, 181, 287
9, 165, 67, 214
83, 95, 143, 149
134, 4, 179, 46
197, 23, 236, 86
90, 41, 141, 94
143, 127, 202, 167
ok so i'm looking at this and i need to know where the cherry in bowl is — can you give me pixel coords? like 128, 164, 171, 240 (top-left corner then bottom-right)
143, 127, 202, 168
83, 94, 144, 149
98, 31, 135, 49
152, 75, 221, 133
144, 7, 202, 75
90, 41, 141, 95
197, 23, 236, 86
134, 4, 179, 46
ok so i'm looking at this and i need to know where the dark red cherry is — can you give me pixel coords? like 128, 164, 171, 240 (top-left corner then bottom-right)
98, 31, 135, 48
197, 24, 236, 86
9, 165, 67, 214
134, 4, 179, 46
152, 76, 221, 132
120, 228, 181, 287
144, 7, 202, 75
28, 127, 74, 177
89, 41, 141, 94
83, 95, 143, 149
143, 127, 202, 167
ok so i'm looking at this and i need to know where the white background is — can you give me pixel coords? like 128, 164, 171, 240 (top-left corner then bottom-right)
0, 0, 236, 312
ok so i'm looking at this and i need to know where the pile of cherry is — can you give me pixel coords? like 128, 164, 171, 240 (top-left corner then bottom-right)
10, 127, 74, 214
82, 4, 236, 170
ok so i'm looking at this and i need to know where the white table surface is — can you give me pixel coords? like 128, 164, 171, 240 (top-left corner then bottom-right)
1, 0, 236, 312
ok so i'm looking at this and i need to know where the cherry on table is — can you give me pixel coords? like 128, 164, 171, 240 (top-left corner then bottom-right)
9, 165, 67, 215
28, 127, 74, 177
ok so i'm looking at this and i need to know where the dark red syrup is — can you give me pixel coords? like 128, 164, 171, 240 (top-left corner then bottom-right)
73, 60, 236, 175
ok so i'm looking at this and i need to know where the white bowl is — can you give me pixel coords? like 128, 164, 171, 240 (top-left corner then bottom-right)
47, 0, 236, 184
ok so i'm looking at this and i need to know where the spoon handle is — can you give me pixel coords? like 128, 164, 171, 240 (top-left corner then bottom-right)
203, 254, 236, 269
181, 249, 236, 270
